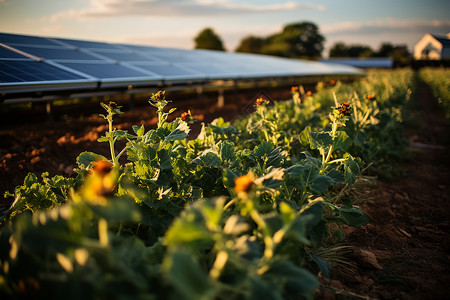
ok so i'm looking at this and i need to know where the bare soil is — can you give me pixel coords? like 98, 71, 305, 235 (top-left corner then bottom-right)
0, 82, 449, 299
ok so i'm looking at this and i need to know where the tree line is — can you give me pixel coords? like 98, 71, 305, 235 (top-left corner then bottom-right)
193, 22, 412, 62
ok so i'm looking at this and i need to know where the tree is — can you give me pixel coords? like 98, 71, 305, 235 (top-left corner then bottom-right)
194, 28, 225, 51
235, 36, 265, 54
376, 42, 411, 63
329, 42, 374, 57
262, 22, 325, 59
329, 42, 349, 57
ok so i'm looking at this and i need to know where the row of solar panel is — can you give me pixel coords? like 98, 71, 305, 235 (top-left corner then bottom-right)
0, 32, 363, 92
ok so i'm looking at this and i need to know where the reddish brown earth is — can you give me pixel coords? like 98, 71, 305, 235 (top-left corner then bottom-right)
320, 82, 450, 299
0, 82, 449, 299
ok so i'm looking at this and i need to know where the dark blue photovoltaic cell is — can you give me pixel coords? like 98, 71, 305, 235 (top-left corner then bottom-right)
12, 45, 103, 60
53, 38, 123, 50
0, 60, 87, 83
88, 50, 158, 62
0, 33, 60, 47
58, 62, 156, 79
142, 52, 205, 63
0, 46, 30, 59
129, 62, 201, 77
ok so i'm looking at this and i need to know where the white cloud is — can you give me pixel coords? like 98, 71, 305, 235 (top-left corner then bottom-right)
49, 0, 325, 21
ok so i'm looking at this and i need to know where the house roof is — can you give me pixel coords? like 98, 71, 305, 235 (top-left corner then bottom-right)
430, 34, 450, 47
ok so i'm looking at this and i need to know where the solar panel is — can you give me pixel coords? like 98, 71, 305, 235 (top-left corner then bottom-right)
0, 60, 87, 83
0, 32, 364, 98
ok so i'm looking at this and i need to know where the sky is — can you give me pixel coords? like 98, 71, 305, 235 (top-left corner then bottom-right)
0, 0, 449, 57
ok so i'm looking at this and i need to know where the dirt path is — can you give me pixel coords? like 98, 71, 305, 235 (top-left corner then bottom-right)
323, 79, 450, 299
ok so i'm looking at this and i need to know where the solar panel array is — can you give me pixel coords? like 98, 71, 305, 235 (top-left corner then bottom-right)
0, 32, 363, 97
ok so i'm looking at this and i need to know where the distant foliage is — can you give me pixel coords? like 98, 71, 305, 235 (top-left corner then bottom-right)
329, 41, 412, 63
194, 27, 225, 51
235, 21, 325, 59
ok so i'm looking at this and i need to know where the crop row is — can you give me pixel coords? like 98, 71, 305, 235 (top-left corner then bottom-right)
0, 70, 415, 299
418, 68, 450, 119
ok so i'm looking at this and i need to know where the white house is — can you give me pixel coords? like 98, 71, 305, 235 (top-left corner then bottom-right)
414, 33, 450, 60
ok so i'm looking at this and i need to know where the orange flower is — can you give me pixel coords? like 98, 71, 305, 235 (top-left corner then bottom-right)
108, 101, 118, 109
255, 98, 265, 106
234, 174, 254, 193
306, 91, 312, 97
92, 159, 113, 177
154, 90, 165, 100
366, 95, 376, 101
338, 102, 351, 116
330, 80, 336, 85
180, 112, 190, 122
291, 86, 299, 92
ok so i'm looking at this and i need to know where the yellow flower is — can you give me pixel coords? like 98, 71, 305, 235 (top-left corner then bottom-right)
82, 159, 116, 204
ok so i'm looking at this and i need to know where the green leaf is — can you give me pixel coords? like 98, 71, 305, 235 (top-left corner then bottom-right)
310, 175, 334, 194
132, 124, 145, 136
76, 152, 107, 169
254, 141, 274, 159
310, 255, 331, 279
284, 164, 311, 176
299, 126, 311, 146
279, 202, 295, 225
223, 168, 238, 189
220, 140, 236, 162
333, 131, 352, 152
326, 169, 345, 184
338, 207, 369, 227
164, 122, 190, 141
157, 149, 172, 170
89, 198, 141, 222
308, 132, 333, 150
344, 155, 360, 184
300, 202, 323, 232
24, 172, 38, 187
200, 152, 222, 168
163, 250, 214, 300
165, 218, 212, 245
262, 259, 320, 297
97, 136, 109, 143
156, 169, 174, 187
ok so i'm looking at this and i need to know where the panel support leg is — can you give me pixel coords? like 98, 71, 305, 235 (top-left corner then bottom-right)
217, 88, 224, 108
129, 94, 135, 111
196, 85, 203, 101
46, 101, 54, 123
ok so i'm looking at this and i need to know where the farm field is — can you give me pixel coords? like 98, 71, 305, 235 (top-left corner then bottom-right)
0, 69, 449, 299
